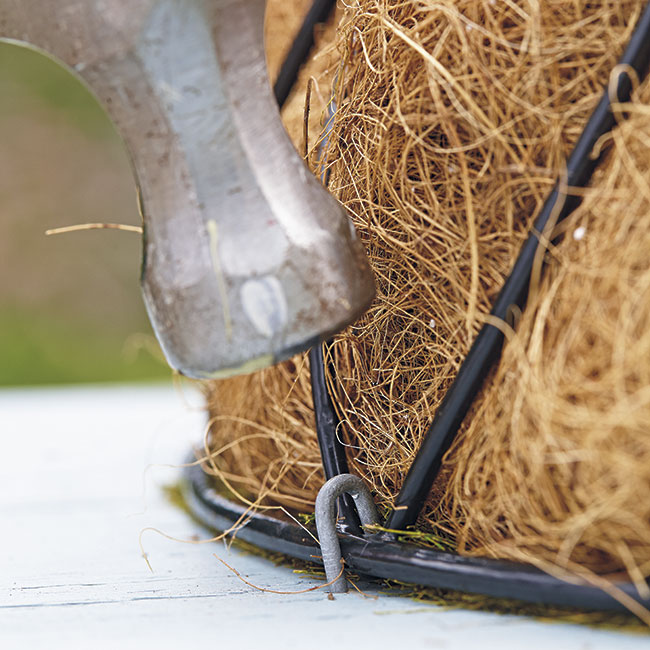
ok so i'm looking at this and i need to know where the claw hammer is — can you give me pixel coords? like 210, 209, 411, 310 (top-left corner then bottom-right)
0, 0, 375, 378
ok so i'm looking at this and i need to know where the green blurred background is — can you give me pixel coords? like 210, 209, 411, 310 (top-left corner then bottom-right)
0, 42, 170, 385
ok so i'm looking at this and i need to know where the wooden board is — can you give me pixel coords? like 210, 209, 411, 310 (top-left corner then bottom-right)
1, 384, 647, 648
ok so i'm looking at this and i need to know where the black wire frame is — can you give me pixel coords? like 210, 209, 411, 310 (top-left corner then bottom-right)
183, 0, 650, 613
183, 460, 650, 612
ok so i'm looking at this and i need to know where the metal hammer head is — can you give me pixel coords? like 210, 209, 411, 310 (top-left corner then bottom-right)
0, 0, 375, 378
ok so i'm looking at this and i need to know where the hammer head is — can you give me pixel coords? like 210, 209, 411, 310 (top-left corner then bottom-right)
1, 0, 375, 378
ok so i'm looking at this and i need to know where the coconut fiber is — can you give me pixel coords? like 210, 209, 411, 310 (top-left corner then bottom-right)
201, 0, 650, 618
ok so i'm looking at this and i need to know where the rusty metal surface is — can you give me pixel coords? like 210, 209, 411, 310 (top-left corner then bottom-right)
0, 0, 375, 378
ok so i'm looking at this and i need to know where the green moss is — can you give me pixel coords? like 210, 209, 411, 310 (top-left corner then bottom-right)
380, 580, 648, 632
297, 512, 317, 527
366, 522, 456, 553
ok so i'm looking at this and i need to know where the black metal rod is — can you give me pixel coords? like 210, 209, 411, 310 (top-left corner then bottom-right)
387, 0, 650, 531
273, 0, 337, 108
269, 3, 360, 531
310, 344, 363, 534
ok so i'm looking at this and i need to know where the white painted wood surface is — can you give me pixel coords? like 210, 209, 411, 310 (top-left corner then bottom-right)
0, 384, 648, 649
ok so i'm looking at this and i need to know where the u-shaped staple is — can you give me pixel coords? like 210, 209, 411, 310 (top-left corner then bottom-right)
315, 473, 380, 593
